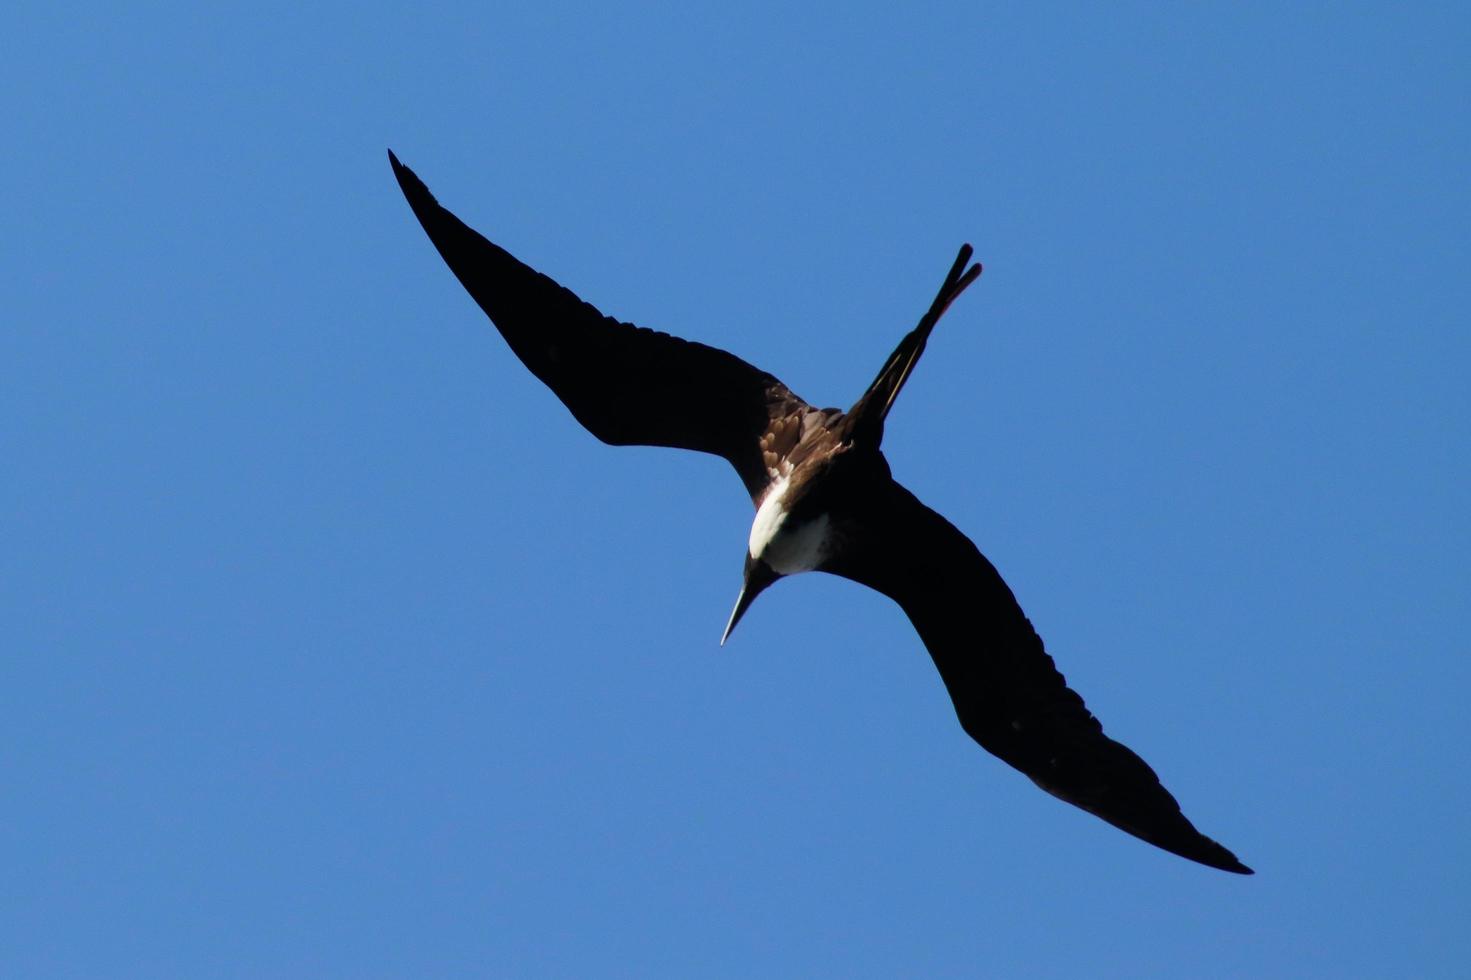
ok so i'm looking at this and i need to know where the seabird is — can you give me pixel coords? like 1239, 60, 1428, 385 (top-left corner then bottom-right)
388, 150, 1253, 875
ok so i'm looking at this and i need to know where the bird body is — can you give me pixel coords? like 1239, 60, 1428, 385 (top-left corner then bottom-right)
748, 474, 831, 575
389, 150, 1253, 875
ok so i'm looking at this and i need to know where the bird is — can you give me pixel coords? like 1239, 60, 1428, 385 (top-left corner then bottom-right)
388, 150, 1253, 875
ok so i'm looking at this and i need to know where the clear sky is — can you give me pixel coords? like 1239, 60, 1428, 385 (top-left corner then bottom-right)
5, 2, 1468, 977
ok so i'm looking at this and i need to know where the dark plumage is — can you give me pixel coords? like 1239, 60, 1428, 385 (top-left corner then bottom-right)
389, 150, 1252, 875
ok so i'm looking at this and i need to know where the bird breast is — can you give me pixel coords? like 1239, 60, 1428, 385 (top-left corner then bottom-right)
748, 477, 833, 575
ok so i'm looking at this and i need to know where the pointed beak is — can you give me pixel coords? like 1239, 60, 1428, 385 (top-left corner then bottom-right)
720, 556, 778, 646
720, 584, 758, 646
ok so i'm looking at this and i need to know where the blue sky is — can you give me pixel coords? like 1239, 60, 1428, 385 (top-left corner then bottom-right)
5, 2, 1468, 976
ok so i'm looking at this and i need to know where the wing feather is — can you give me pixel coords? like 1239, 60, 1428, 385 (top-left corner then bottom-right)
390, 151, 805, 499
829, 479, 1252, 874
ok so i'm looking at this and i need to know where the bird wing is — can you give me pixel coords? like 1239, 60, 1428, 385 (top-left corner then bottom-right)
827, 478, 1252, 874
390, 151, 807, 500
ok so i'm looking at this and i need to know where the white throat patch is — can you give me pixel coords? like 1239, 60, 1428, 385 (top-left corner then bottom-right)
748, 477, 832, 575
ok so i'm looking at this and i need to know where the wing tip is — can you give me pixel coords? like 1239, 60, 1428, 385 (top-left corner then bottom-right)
1139, 822, 1254, 875
1213, 851, 1255, 875
1199, 849, 1254, 875
1166, 831, 1254, 875
1035, 773, 1254, 875
386, 148, 436, 211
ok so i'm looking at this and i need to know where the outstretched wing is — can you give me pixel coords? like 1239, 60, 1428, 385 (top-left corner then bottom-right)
828, 479, 1252, 874
389, 150, 807, 500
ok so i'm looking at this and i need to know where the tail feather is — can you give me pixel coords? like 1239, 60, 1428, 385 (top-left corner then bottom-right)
843, 245, 982, 446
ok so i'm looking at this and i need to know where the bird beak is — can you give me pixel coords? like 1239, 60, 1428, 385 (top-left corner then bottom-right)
721, 584, 758, 646
720, 556, 778, 646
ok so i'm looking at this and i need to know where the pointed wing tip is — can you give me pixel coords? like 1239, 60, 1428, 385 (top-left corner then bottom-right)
1174, 833, 1253, 875
1131, 816, 1253, 875
1194, 847, 1253, 875
1216, 852, 1254, 875
1090, 801, 1254, 874
387, 148, 413, 186
387, 150, 435, 207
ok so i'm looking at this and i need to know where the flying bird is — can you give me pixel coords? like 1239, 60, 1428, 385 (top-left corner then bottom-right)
388, 150, 1252, 875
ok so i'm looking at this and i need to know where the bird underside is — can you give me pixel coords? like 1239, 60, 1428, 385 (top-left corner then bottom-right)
388, 149, 1253, 875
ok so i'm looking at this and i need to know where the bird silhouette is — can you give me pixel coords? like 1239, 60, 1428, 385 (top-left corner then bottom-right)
389, 150, 1252, 875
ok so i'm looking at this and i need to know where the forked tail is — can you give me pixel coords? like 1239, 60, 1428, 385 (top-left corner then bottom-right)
842, 245, 982, 447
